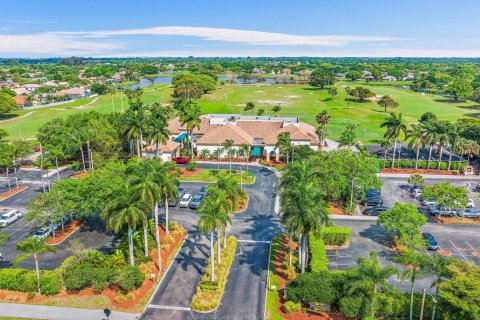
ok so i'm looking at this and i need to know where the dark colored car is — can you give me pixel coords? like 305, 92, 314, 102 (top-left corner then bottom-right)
363, 206, 389, 216
423, 233, 439, 250
361, 197, 383, 206
189, 194, 204, 209
168, 187, 186, 207
198, 185, 208, 197
172, 157, 191, 164
366, 188, 380, 195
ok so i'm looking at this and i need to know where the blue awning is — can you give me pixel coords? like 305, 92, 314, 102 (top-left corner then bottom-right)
173, 132, 187, 143
251, 147, 262, 157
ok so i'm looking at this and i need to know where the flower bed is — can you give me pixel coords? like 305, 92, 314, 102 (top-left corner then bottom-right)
190, 236, 237, 312
70, 171, 87, 180
180, 168, 203, 177
46, 220, 83, 245
0, 223, 187, 313
381, 168, 453, 175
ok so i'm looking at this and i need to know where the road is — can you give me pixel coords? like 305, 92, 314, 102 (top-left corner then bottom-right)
141, 163, 279, 320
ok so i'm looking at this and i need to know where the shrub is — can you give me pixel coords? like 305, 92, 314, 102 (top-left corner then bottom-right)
186, 161, 198, 171
0, 269, 61, 295
283, 301, 301, 314
309, 233, 328, 272
451, 170, 459, 175
112, 265, 145, 293
70, 161, 81, 171
417, 160, 428, 169
64, 265, 111, 292
340, 295, 365, 318
439, 162, 448, 170
321, 227, 351, 246
199, 280, 218, 290
286, 272, 340, 305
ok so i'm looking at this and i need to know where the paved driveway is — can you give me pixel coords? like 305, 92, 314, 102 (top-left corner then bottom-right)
142, 163, 278, 320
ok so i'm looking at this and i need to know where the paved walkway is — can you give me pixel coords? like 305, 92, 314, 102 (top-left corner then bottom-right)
0, 303, 140, 320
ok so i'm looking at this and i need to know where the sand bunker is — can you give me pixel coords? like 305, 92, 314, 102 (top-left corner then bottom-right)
257, 100, 284, 104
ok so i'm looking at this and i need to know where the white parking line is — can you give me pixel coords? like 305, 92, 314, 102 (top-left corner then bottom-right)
465, 241, 478, 254
449, 240, 469, 262
148, 304, 191, 311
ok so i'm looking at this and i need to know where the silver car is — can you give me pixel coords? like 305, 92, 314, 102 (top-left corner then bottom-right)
457, 208, 480, 218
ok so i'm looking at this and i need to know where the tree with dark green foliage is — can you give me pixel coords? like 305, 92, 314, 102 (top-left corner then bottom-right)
244, 101, 255, 115
90, 82, 109, 95
446, 78, 473, 101
339, 124, 357, 148
309, 69, 335, 89
377, 95, 399, 112
381, 112, 407, 168
286, 271, 343, 305
0, 93, 17, 113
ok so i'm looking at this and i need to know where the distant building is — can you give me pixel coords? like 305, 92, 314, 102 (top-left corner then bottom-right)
143, 140, 181, 162
382, 76, 397, 82
13, 95, 28, 108
23, 84, 41, 92
54, 87, 90, 100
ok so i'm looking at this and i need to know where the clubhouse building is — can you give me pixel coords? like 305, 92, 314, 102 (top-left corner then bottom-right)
143, 114, 353, 161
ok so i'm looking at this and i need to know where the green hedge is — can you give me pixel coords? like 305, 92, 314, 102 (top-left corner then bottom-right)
0, 269, 62, 295
383, 159, 467, 171
309, 233, 328, 272
322, 227, 351, 246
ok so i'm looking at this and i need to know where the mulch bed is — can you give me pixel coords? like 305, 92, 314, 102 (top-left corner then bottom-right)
71, 171, 88, 179
180, 168, 203, 177
437, 217, 480, 225
329, 200, 347, 215
236, 196, 249, 212
0, 186, 29, 200
46, 220, 83, 245
0, 224, 187, 313
273, 235, 345, 320
381, 168, 455, 175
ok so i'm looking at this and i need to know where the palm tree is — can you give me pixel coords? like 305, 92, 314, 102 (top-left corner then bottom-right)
394, 250, 432, 320
379, 138, 392, 168
315, 110, 331, 150
244, 101, 255, 115
275, 132, 293, 163
422, 121, 438, 170
196, 189, 231, 281
146, 105, 171, 158
381, 113, 407, 168
223, 139, 235, 172
406, 123, 425, 169
122, 106, 145, 158
200, 149, 211, 159
175, 99, 202, 157
240, 143, 250, 175
15, 237, 56, 295
271, 104, 281, 116
347, 251, 398, 320
435, 121, 451, 169
211, 171, 245, 211
428, 254, 453, 297
126, 160, 161, 257
108, 87, 116, 113
103, 183, 150, 266
447, 122, 462, 171
154, 161, 180, 235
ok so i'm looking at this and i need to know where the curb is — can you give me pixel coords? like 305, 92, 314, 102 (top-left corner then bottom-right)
330, 214, 378, 221
143, 231, 188, 312
0, 186, 29, 201
46, 223, 82, 246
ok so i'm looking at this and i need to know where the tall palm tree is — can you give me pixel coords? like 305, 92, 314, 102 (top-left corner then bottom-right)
175, 99, 202, 157
275, 132, 293, 163
210, 171, 245, 211
315, 110, 331, 150
103, 183, 149, 266
428, 254, 453, 297
422, 121, 438, 170
15, 237, 56, 295
381, 113, 407, 168
394, 250, 432, 320
347, 251, 398, 320
223, 139, 235, 172
435, 121, 451, 169
122, 106, 145, 158
379, 138, 392, 169
447, 122, 462, 171
240, 143, 250, 175
146, 105, 172, 158
126, 160, 161, 257
154, 161, 180, 235
196, 190, 231, 281
406, 123, 425, 170
108, 87, 116, 113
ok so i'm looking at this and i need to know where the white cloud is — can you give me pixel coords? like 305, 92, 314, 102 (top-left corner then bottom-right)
61, 26, 402, 46
0, 33, 121, 55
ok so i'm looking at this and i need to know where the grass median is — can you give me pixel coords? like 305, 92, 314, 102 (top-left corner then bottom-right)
179, 169, 254, 184
190, 236, 237, 312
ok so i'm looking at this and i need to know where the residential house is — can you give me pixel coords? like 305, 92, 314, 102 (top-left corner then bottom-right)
143, 140, 181, 162
23, 84, 41, 92
382, 75, 397, 82
54, 87, 90, 100
13, 95, 28, 108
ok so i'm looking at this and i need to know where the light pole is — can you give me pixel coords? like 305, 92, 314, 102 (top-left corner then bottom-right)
419, 289, 438, 320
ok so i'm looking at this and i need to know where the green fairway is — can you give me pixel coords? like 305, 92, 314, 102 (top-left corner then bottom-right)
2, 82, 477, 143
179, 169, 254, 184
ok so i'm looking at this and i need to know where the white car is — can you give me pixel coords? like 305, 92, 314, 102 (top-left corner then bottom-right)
411, 188, 423, 198
0, 210, 22, 227
467, 199, 475, 208
179, 194, 192, 208
421, 198, 437, 207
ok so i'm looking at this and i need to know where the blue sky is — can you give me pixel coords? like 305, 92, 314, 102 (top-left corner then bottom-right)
1, 0, 479, 57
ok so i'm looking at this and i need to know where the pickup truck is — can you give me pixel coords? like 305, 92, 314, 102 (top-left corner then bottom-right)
172, 157, 191, 164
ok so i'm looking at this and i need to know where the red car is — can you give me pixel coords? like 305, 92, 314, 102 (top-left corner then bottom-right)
172, 157, 191, 164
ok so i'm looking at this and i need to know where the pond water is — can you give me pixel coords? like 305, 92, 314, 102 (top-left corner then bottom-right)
127, 76, 295, 88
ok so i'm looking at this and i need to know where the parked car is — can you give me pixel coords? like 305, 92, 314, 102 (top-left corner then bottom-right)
421, 198, 438, 207
361, 197, 383, 206
467, 199, 475, 208
198, 185, 208, 197
411, 188, 423, 198
363, 206, 389, 216
189, 194, 204, 209
456, 208, 480, 218
0, 210, 22, 227
429, 206, 456, 217
33, 227, 51, 240
168, 187, 186, 206
365, 191, 380, 198
179, 193, 192, 207
172, 157, 191, 164
423, 233, 439, 250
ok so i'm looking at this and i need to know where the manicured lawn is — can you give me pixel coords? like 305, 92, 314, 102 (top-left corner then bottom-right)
179, 169, 254, 184
265, 235, 284, 320
0, 318, 44, 320
3, 82, 477, 144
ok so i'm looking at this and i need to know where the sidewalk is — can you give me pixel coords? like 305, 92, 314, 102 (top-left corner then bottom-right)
331, 214, 378, 221
0, 303, 140, 320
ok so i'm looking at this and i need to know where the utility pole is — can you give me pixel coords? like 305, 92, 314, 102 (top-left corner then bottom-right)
419, 288, 426, 320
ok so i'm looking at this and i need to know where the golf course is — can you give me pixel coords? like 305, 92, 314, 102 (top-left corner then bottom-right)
2, 81, 477, 143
